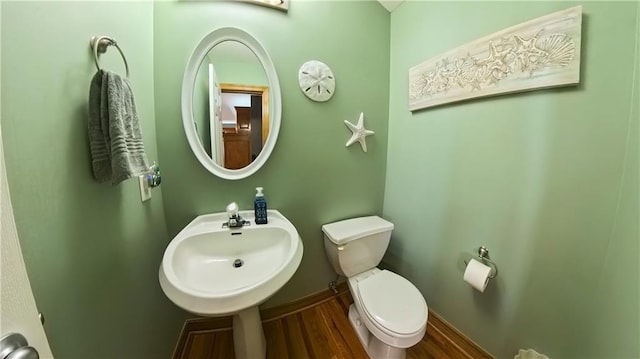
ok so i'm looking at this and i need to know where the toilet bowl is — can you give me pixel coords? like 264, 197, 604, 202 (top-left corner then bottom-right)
349, 269, 428, 356
322, 216, 428, 359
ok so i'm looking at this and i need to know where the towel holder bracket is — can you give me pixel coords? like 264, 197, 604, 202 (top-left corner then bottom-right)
90, 36, 113, 54
89, 35, 130, 78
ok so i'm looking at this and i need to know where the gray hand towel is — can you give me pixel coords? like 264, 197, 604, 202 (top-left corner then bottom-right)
88, 70, 112, 182
88, 70, 149, 184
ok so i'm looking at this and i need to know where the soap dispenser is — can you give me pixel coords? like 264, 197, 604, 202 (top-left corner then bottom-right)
254, 187, 268, 224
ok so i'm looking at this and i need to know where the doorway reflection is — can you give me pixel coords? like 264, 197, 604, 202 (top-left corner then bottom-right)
219, 85, 268, 169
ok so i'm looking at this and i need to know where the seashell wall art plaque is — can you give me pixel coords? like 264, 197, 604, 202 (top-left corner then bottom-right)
409, 6, 582, 111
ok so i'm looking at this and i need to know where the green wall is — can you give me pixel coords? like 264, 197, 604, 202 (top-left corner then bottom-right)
3, 1, 636, 358
384, 2, 639, 358
153, 1, 390, 307
0, 2, 189, 358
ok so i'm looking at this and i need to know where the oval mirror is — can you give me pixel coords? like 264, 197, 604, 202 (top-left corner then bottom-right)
182, 27, 281, 180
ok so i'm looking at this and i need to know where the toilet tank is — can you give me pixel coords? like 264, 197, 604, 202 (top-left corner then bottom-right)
322, 216, 394, 277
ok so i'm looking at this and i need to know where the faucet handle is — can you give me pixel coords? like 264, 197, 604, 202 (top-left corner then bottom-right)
226, 202, 239, 218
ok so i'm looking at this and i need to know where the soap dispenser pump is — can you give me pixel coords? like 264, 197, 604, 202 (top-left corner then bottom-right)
254, 187, 268, 224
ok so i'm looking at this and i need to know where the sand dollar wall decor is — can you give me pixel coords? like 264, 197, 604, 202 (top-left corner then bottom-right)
298, 60, 335, 102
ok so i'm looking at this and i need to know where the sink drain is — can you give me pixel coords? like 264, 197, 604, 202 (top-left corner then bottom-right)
233, 259, 244, 268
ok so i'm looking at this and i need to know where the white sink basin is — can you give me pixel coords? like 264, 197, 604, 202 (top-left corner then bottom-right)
159, 209, 303, 316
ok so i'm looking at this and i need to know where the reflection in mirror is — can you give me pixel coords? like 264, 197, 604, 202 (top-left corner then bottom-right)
182, 27, 281, 180
193, 41, 269, 169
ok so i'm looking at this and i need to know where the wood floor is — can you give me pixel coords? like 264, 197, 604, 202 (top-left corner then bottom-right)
175, 285, 493, 359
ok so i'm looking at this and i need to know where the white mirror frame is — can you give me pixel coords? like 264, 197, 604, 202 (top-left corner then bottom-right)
182, 27, 281, 180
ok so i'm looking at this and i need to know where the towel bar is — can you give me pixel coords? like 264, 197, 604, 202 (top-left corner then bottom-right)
90, 35, 130, 78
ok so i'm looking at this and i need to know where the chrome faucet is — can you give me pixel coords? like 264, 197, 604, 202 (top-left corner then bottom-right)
223, 202, 250, 228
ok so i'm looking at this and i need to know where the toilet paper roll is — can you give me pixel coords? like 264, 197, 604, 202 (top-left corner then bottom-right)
463, 258, 492, 292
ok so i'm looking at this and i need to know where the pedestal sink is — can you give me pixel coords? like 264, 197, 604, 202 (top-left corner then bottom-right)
159, 209, 303, 359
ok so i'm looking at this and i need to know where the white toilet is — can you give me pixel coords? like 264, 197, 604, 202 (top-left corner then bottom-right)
322, 216, 428, 359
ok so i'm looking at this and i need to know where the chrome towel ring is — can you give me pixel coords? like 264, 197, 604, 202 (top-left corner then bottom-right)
90, 35, 130, 78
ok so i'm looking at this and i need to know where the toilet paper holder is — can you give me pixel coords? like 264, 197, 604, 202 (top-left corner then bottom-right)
464, 246, 498, 279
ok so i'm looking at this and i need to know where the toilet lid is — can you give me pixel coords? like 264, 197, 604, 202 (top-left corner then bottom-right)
357, 270, 427, 335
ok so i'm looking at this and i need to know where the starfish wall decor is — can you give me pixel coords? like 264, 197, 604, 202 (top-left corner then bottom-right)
344, 112, 375, 152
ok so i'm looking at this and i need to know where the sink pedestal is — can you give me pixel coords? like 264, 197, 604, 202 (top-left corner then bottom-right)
233, 306, 265, 359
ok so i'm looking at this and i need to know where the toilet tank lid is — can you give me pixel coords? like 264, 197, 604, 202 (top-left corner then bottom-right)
322, 216, 394, 245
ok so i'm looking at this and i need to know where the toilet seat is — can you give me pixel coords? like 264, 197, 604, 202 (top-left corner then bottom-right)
357, 270, 428, 337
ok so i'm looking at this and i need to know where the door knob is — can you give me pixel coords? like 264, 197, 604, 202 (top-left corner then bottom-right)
0, 333, 39, 359
6, 346, 38, 359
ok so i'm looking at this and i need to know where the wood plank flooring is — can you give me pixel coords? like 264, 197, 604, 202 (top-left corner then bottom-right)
176, 285, 493, 359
